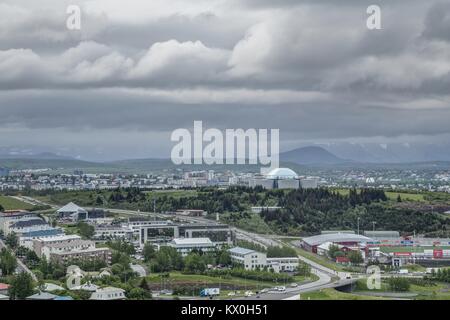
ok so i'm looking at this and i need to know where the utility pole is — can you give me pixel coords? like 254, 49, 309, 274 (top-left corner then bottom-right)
357, 217, 360, 235
372, 221, 376, 232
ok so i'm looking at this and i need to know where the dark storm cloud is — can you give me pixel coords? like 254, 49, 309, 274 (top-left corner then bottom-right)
422, 2, 450, 42
0, 0, 450, 160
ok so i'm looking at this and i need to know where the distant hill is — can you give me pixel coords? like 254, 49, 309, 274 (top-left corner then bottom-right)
280, 146, 347, 165
0, 152, 75, 160
318, 142, 450, 163
0, 158, 102, 170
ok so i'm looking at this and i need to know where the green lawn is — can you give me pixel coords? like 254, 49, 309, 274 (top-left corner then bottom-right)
0, 195, 35, 210
385, 192, 425, 202
354, 278, 450, 300
145, 272, 312, 291
300, 288, 385, 300
332, 189, 426, 202
380, 246, 450, 254
143, 190, 199, 199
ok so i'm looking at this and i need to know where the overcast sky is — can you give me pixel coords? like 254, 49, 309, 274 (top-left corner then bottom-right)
1, 0, 450, 160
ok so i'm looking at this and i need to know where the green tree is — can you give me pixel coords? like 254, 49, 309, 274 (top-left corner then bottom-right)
328, 244, 342, 259
9, 272, 34, 300
348, 250, 364, 265
388, 277, 410, 292
0, 248, 17, 275
142, 243, 156, 262
5, 232, 18, 249
127, 287, 152, 300
218, 250, 231, 266
184, 253, 206, 273
0, 204, 4, 212
77, 222, 95, 239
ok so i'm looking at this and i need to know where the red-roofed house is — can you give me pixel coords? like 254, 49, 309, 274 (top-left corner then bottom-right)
0, 283, 10, 295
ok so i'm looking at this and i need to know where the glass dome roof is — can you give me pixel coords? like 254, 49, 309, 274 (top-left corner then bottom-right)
265, 167, 298, 179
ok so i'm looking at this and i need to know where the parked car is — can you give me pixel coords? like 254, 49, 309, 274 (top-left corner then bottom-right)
244, 291, 254, 297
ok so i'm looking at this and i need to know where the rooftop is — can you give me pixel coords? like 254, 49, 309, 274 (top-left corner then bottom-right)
229, 246, 256, 255
57, 202, 87, 214
0, 283, 10, 290
36, 234, 82, 242
21, 228, 64, 238
302, 233, 374, 246
170, 238, 213, 246
45, 239, 94, 249
265, 168, 298, 180
10, 219, 47, 229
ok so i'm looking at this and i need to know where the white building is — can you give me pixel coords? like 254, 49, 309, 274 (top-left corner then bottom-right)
300, 178, 319, 189
267, 257, 299, 273
40, 239, 96, 261
167, 238, 215, 256
33, 234, 82, 257
251, 168, 301, 190
93, 226, 134, 240
56, 202, 88, 221
89, 287, 126, 300
229, 247, 267, 270
229, 247, 299, 272
0, 211, 36, 234
251, 207, 282, 214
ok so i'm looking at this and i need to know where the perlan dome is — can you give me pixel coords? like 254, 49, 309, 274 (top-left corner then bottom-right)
265, 168, 298, 180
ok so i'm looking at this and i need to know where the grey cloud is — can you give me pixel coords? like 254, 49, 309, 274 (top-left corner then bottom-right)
1, 0, 450, 160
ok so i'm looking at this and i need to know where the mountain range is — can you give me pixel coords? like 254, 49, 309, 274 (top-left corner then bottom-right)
2, 142, 450, 171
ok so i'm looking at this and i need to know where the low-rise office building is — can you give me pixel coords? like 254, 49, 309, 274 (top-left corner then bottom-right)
41, 239, 96, 261
33, 235, 83, 258
56, 202, 88, 222
0, 211, 36, 234
93, 226, 134, 241
229, 247, 267, 271
167, 237, 215, 256
139, 222, 233, 247
89, 287, 126, 300
229, 247, 299, 272
266, 257, 300, 273
49, 247, 112, 265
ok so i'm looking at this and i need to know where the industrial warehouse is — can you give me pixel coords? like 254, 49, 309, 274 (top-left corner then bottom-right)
300, 231, 450, 267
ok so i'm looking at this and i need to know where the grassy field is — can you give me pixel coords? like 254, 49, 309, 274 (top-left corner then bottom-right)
354, 278, 450, 300
145, 272, 312, 292
379, 246, 450, 253
333, 188, 427, 202
300, 288, 385, 300
385, 192, 425, 202
0, 195, 35, 210
143, 190, 199, 199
